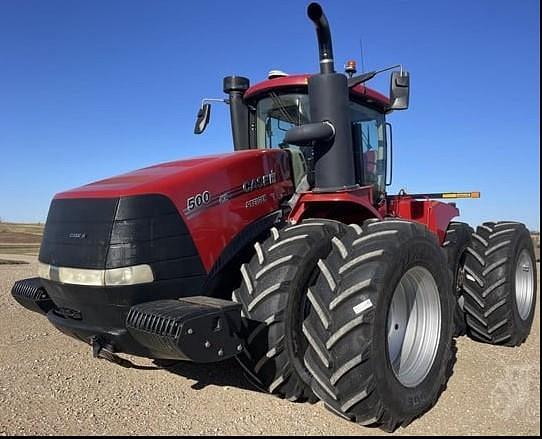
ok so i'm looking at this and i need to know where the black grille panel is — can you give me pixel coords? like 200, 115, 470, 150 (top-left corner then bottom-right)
109, 213, 184, 243
106, 235, 198, 267
39, 198, 118, 269
39, 194, 206, 281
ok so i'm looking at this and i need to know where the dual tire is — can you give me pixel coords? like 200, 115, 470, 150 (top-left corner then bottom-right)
462, 221, 537, 346
302, 219, 455, 431
233, 219, 347, 401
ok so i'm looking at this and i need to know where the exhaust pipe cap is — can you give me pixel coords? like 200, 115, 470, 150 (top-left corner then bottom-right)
223, 76, 250, 93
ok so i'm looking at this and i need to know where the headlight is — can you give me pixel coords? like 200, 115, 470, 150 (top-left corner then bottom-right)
104, 265, 154, 286
38, 262, 51, 280
58, 266, 105, 286
37, 263, 154, 286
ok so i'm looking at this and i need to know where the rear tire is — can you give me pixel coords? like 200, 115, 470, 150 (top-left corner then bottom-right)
303, 219, 456, 432
442, 222, 474, 336
233, 219, 347, 401
463, 221, 537, 346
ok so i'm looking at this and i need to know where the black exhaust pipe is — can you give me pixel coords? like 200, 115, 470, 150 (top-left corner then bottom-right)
224, 75, 250, 150
307, 2, 335, 74
307, 3, 357, 191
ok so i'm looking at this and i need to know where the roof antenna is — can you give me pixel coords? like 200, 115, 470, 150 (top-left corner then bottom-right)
359, 37, 366, 73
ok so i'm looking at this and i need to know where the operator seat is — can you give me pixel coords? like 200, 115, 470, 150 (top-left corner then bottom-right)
285, 147, 310, 208
364, 149, 377, 180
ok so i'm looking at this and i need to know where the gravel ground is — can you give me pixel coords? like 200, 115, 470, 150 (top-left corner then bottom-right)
0, 258, 539, 436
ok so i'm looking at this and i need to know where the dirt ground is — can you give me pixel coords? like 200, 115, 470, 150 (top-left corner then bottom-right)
0, 257, 539, 436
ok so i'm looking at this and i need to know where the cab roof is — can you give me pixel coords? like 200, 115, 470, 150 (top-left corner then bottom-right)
244, 74, 390, 110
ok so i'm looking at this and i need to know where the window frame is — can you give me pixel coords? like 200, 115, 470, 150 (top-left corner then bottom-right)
349, 100, 388, 196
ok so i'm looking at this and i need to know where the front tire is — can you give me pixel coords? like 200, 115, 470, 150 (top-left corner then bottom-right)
463, 221, 537, 346
233, 219, 347, 401
303, 219, 456, 432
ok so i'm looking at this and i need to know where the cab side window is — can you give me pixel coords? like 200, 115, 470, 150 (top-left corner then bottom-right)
350, 102, 387, 197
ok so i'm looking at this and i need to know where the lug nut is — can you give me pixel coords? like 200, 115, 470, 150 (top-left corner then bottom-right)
218, 349, 224, 357
204, 341, 211, 348
187, 328, 194, 335
237, 344, 243, 352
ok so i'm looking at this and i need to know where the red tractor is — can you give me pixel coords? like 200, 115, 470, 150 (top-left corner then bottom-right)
12, 3, 537, 432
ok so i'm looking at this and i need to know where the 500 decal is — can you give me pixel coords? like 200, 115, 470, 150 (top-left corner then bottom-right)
186, 191, 211, 211
184, 170, 281, 217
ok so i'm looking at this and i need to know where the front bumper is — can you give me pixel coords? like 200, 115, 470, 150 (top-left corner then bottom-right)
11, 277, 244, 363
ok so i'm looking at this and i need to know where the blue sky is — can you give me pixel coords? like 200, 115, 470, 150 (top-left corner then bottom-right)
0, 0, 539, 230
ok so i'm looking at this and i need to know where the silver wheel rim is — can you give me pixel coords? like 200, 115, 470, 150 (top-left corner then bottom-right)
515, 250, 534, 320
387, 266, 442, 388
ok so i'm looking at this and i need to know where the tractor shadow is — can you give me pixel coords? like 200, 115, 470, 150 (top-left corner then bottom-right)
153, 357, 263, 393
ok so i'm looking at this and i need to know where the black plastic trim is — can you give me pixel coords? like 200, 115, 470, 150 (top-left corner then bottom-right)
207, 210, 282, 279
39, 195, 206, 281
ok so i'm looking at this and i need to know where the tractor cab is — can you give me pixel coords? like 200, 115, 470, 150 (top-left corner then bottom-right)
197, 69, 408, 208
244, 75, 391, 201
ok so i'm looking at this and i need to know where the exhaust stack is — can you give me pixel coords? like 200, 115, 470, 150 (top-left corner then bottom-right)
307, 3, 357, 191
307, 3, 335, 74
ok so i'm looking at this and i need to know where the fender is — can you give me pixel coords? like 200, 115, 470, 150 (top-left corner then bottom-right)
289, 186, 382, 224
388, 196, 459, 244
203, 209, 283, 299
290, 186, 459, 245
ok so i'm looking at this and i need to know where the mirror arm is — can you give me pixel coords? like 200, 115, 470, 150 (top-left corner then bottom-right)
348, 64, 403, 88
200, 98, 229, 108
347, 71, 377, 88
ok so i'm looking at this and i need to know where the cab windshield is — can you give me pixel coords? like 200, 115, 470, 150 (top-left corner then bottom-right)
255, 92, 387, 196
256, 93, 310, 148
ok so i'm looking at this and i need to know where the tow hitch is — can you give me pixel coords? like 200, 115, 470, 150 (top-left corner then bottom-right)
90, 337, 159, 370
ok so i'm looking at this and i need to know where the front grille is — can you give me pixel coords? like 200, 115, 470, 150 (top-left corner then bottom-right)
39, 198, 118, 269
39, 194, 206, 285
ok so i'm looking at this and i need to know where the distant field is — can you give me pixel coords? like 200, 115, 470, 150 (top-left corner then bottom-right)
0, 222, 43, 259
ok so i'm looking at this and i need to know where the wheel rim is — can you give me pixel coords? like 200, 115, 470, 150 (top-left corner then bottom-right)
387, 266, 442, 388
515, 250, 534, 320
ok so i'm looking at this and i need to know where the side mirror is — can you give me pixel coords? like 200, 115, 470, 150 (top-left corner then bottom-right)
390, 70, 410, 110
194, 104, 211, 134
284, 121, 335, 147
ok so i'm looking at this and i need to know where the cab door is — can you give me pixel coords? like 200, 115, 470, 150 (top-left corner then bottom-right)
350, 102, 387, 200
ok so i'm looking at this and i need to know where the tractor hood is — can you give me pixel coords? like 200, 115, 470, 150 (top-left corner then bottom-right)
44, 148, 292, 272
55, 151, 265, 200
